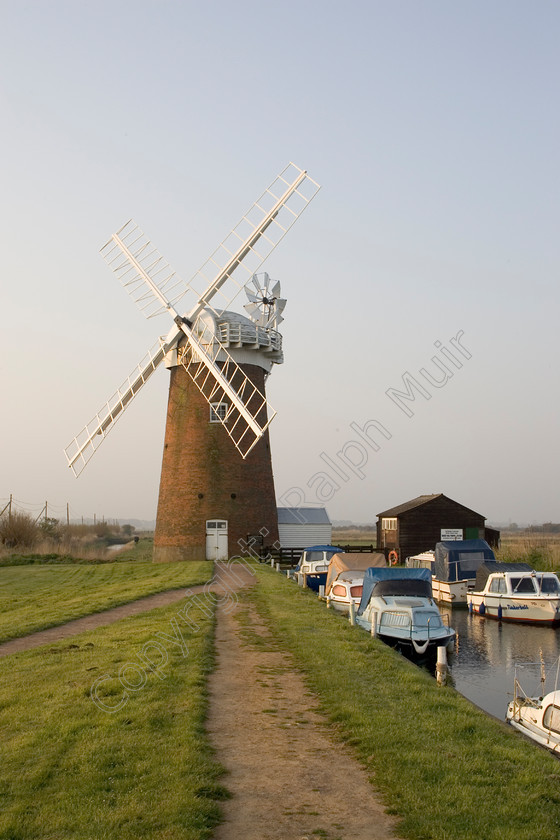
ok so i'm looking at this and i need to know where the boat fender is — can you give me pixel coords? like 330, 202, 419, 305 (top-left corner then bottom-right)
497, 604, 503, 621
388, 550, 398, 566
479, 602, 486, 616
412, 639, 430, 656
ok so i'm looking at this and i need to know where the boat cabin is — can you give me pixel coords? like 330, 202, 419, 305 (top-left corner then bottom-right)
407, 539, 496, 604
295, 545, 341, 592
327, 570, 366, 613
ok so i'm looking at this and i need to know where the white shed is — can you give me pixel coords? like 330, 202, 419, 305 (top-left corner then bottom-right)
277, 507, 332, 548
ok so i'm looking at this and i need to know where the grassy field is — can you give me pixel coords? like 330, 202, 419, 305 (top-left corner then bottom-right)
331, 528, 377, 546
4, 553, 560, 839
247, 563, 560, 840
0, 536, 156, 565
0, 557, 212, 643
0, 595, 223, 840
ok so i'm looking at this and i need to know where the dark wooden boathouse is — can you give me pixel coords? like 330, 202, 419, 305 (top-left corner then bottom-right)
376, 493, 499, 563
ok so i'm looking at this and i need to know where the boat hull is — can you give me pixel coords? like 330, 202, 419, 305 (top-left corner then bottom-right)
303, 571, 327, 592
507, 692, 560, 753
377, 629, 455, 657
431, 578, 471, 605
355, 615, 455, 657
467, 593, 560, 625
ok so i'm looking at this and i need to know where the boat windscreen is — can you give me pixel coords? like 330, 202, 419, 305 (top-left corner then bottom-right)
413, 611, 443, 628
539, 576, 560, 594
304, 551, 325, 564
511, 577, 537, 594
371, 579, 432, 599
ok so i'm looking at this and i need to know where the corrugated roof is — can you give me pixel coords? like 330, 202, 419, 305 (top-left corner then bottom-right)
377, 494, 485, 519
277, 507, 331, 525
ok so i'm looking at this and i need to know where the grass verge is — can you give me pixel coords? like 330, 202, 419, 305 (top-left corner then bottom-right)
0, 594, 224, 839
0, 559, 212, 643
247, 563, 560, 840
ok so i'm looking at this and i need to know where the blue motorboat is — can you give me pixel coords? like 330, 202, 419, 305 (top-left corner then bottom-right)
295, 545, 342, 592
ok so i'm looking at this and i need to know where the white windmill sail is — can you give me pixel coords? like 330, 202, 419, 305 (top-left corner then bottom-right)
64, 340, 168, 476
65, 163, 320, 475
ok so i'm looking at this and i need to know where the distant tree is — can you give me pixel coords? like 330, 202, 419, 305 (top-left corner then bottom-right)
121, 523, 135, 537
39, 517, 61, 541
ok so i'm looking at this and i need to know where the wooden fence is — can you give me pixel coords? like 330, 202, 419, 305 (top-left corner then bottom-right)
262, 544, 377, 567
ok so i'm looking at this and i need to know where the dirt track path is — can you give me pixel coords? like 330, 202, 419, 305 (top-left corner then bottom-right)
207, 592, 397, 840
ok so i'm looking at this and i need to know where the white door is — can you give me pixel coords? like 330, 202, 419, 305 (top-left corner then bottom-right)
206, 520, 228, 561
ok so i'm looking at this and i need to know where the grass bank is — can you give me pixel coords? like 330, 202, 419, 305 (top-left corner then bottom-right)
247, 563, 560, 840
0, 595, 223, 840
0, 558, 212, 643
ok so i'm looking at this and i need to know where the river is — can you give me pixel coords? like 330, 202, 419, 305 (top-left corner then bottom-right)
440, 606, 560, 720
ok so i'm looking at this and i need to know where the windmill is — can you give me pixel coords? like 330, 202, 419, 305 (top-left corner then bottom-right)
65, 163, 320, 562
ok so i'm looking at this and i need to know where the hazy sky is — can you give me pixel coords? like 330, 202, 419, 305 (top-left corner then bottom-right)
1, 1, 558, 527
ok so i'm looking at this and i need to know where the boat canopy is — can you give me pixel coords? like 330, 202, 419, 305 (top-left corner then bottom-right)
357, 567, 432, 615
474, 561, 534, 592
325, 552, 386, 595
433, 539, 495, 582
295, 545, 341, 572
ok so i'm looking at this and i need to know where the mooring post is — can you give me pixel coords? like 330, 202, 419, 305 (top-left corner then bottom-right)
436, 645, 448, 686
348, 600, 356, 626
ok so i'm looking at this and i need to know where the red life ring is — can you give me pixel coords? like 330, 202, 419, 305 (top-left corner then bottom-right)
388, 550, 398, 566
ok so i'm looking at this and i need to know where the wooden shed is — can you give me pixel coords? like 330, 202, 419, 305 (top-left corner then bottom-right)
376, 494, 498, 563
277, 507, 332, 549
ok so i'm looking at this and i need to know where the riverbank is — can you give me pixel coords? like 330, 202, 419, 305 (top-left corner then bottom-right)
249, 562, 560, 840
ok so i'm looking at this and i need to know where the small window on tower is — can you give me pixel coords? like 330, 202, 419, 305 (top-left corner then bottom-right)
210, 402, 228, 423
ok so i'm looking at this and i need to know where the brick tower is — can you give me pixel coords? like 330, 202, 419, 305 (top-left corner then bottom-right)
153, 309, 282, 562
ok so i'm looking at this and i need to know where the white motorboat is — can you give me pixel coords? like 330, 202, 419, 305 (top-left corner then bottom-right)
326, 570, 365, 613
407, 539, 496, 605
506, 662, 560, 753
355, 568, 455, 657
467, 562, 560, 625
324, 551, 386, 611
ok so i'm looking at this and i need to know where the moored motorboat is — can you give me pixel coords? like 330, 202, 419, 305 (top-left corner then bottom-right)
467, 562, 560, 625
326, 570, 365, 613
295, 545, 341, 592
407, 539, 496, 605
324, 551, 386, 609
506, 662, 560, 753
355, 568, 455, 657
